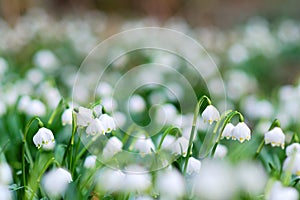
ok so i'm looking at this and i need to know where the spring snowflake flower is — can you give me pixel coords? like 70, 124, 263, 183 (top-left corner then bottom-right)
267, 181, 298, 200
286, 143, 300, 157
156, 168, 185, 199
97, 168, 125, 192
99, 114, 116, 133
33, 128, 55, 149
27, 99, 46, 116
129, 95, 146, 113
283, 154, 300, 176
102, 136, 123, 159
231, 122, 251, 143
76, 106, 93, 127
61, 108, 72, 126
0, 185, 12, 200
202, 105, 220, 124
133, 136, 155, 154
42, 168, 72, 197
213, 144, 228, 158
0, 163, 12, 185
93, 105, 103, 117
86, 118, 105, 135
186, 157, 201, 175
122, 165, 152, 192
264, 127, 285, 149
84, 155, 97, 169
221, 123, 235, 139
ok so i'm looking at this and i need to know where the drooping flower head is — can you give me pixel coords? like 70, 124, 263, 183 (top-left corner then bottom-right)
264, 127, 285, 149
231, 122, 251, 143
202, 105, 220, 124
33, 127, 55, 149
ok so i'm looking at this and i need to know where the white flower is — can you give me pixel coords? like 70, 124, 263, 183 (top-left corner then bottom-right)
33, 49, 58, 71
133, 136, 155, 154
99, 114, 116, 133
283, 154, 300, 176
122, 165, 152, 192
286, 143, 300, 157
84, 155, 97, 169
76, 106, 93, 127
0, 163, 12, 185
26, 99, 46, 116
0, 185, 12, 200
264, 127, 285, 149
33, 128, 55, 149
191, 160, 235, 200
236, 161, 267, 195
129, 95, 146, 113
186, 157, 201, 175
93, 105, 103, 117
221, 123, 235, 139
267, 181, 298, 200
61, 108, 72, 126
213, 144, 228, 158
42, 142, 55, 151
231, 122, 251, 143
156, 168, 185, 199
102, 136, 123, 159
97, 168, 125, 192
42, 168, 72, 197
202, 105, 220, 124
172, 137, 189, 156
18, 95, 31, 112
86, 118, 105, 135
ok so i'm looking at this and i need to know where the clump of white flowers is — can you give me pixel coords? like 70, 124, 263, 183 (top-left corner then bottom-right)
221, 122, 251, 143
42, 168, 72, 198
202, 105, 220, 124
18, 96, 46, 116
76, 106, 116, 135
264, 127, 285, 149
33, 127, 55, 149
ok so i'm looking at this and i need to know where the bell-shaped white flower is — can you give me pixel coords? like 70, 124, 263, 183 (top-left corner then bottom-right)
286, 143, 300, 157
202, 105, 220, 124
33, 128, 55, 149
29, 100, 46, 116
172, 137, 189, 156
84, 155, 97, 169
221, 123, 235, 140
213, 144, 228, 158
61, 108, 72, 126
93, 105, 103, 117
156, 169, 185, 199
86, 118, 105, 135
76, 106, 93, 127
99, 114, 116, 133
122, 165, 152, 192
102, 136, 123, 159
231, 122, 251, 143
42, 168, 72, 197
186, 157, 201, 175
97, 168, 125, 192
0, 163, 12, 185
267, 181, 298, 200
133, 136, 155, 154
0, 185, 12, 200
264, 127, 285, 149
283, 154, 300, 176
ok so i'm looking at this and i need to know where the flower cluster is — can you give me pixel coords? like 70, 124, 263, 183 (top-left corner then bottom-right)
221, 122, 251, 143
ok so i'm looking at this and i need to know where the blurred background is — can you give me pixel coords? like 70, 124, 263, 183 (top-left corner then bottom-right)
1, 0, 300, 130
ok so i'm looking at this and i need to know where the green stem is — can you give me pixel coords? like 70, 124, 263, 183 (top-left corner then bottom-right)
211, 111, 243, 157
29, 157, 55, 200
22, 117, 44, 195
183, 95, 211, 175
47, 99, 64, 126
254, 138, 265, 159
157, 126, 181, 151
